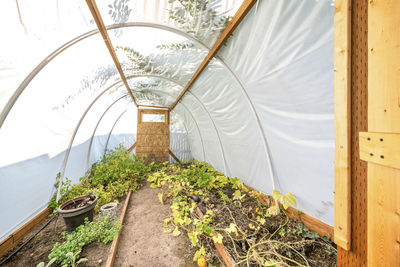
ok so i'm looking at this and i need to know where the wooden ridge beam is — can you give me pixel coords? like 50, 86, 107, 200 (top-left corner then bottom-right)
86, 0, 137, 107
169, 0, 257, 111
138, 105, 169, 109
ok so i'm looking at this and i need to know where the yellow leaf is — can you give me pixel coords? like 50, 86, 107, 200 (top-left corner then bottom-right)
172, 226, 181, 236
158, 193, 164, 205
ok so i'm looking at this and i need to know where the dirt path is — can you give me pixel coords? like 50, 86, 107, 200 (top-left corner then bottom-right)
114, 183, 195, 267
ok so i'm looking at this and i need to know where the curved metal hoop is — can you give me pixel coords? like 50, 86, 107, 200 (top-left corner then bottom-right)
86, 95, 129, 169
103, 110, 128, 155
2, 21, 275, 191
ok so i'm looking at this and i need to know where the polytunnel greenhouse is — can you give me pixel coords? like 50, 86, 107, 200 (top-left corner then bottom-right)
1, 0, 399, 266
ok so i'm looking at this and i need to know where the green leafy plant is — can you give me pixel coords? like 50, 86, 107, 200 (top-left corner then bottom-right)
62, 252, 87, 267
48, 217, 121, 266
36, 258, 57, 267
49, 145, 157, 213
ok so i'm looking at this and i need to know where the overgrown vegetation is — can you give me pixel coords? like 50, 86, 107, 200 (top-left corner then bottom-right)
48, 217, 121, 266
148, 161, 337, 266
49, 145, 157, 213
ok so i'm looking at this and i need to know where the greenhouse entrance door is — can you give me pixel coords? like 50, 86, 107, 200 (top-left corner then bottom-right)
136, 108, 169, 164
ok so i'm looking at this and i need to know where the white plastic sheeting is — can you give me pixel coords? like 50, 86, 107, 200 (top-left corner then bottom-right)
183, 0, 335, 224
0, 0, 334, 242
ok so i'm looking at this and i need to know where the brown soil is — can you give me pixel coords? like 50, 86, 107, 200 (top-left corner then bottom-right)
1, 197, 126, 267
62, 195, 96, 211
114, 182, 196, 267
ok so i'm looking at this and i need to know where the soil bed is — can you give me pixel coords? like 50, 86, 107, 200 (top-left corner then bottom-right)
1, 196, 126, 267
152, 163, 337, 267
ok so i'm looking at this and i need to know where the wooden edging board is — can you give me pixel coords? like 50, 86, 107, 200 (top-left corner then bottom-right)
0, 208, 50, 259
244, 185, 334, 239
192, 201, 235, 267
105, 190, 132, 267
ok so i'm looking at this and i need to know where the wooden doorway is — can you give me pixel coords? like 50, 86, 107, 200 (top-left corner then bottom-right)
136, 108, 170, 164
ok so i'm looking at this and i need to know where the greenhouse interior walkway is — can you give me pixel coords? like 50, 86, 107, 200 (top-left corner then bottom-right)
114, 183, 195, 267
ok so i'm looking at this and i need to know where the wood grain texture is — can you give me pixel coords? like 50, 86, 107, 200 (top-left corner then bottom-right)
169, 0, 257, 110
105, 191, 132, 267
334, 0, 352, 251
367, 1, 400, 265
136, 109, 170, 163
0, 208, 50, 259
337, 0, 368, 265
360, 132, 400, 168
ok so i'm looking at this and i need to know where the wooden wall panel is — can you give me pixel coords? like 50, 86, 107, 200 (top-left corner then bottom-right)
337, 0, 368, 265
334, 0, 352, 250
136, 109, 170, 164
367, 0, 400, 265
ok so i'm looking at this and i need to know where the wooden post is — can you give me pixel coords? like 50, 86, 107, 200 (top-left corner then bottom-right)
334, 0, 352, 251
366, 0, 400, 265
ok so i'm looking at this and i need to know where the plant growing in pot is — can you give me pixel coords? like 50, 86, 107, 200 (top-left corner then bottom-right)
57, 193, 98, 232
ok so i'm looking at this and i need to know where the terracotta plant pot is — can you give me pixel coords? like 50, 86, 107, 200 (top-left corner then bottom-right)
57, 195, 98, 232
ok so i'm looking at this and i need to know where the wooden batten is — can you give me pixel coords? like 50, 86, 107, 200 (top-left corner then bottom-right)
333, 0, 352, 251
0, 208, 50, 259
85, 0, 137, 107
168, 149, 181, 164
367, 1, 400, 266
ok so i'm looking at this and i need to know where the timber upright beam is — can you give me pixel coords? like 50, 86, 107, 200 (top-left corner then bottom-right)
334, 0, 352, 251
364, 1, 400, 266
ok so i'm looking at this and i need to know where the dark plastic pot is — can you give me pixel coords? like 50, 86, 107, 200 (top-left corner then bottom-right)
57, 195, 98, 232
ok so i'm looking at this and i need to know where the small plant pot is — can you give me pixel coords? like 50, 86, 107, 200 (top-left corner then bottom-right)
100, 202, 118, 218
57, 195, 98, 232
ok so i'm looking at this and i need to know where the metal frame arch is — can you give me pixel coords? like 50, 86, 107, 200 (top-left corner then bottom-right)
86, 95, 129, 169
139, 89, 222, 166
0, 21, 276, 191
60, 74, 200, 195
136, 89, 206, 162
181, 92, 228, 174
103, 110, 128, 155
169, 109, 192, 162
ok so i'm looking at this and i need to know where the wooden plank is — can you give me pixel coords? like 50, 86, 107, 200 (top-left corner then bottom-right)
137, 126, 169, 135
127, 142, 136, 153
138, 105, 169, 109
360, 132, 400, 168
168, 149, 181, 164
367, 1, 400, 265
85, 0, 137, 106
337, 0, 368, 264
192, 202, 235, 267
0, 208, 50, 259
333, 0, 352, 251
169, 0, 257, 110
136, 146, 169, 153
105, 191, 132, 267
